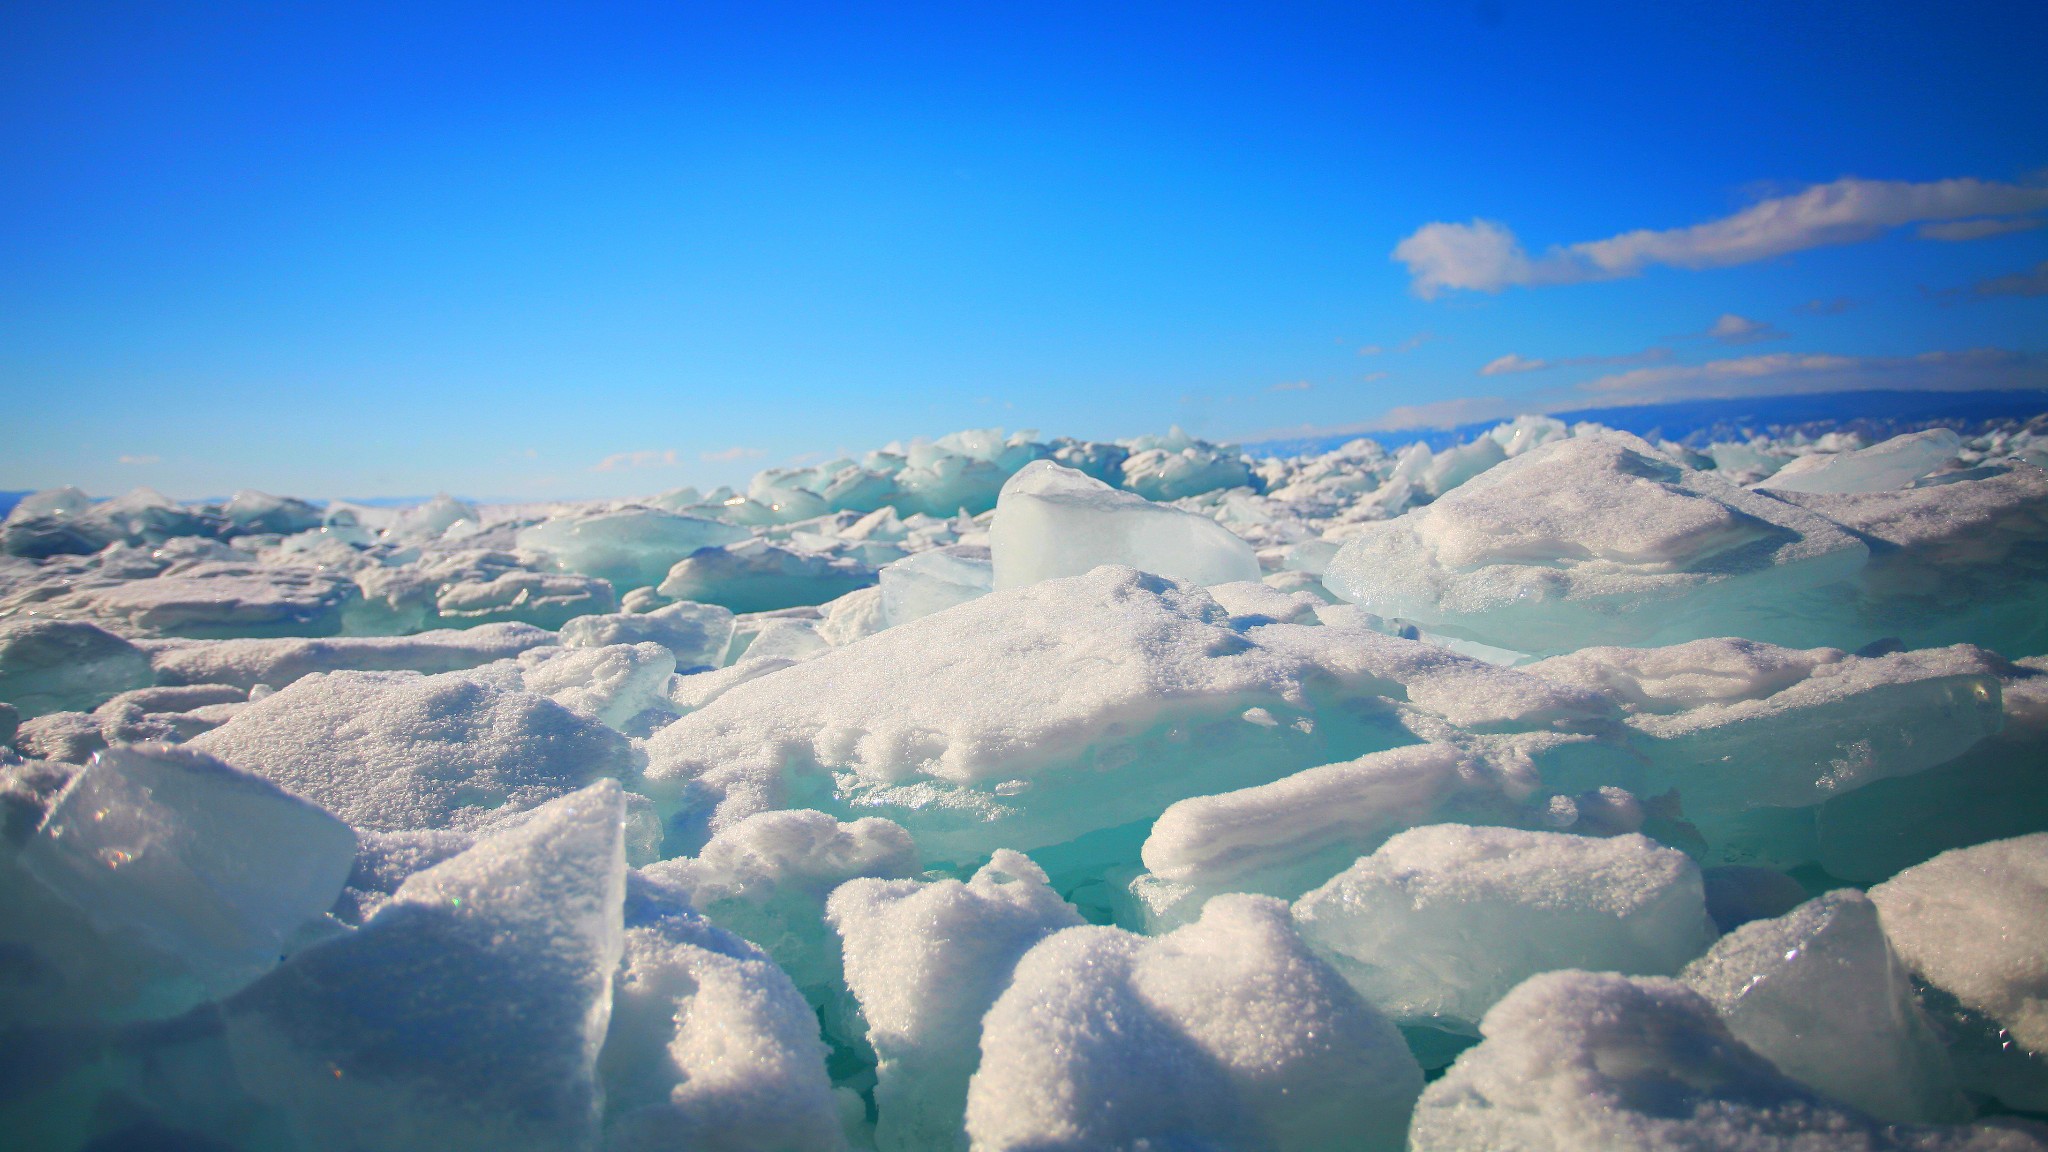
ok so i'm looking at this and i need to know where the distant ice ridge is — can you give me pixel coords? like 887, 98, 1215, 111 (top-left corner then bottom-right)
4, 412, 2048, 1151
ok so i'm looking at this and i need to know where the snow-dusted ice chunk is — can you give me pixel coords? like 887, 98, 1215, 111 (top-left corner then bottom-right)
518, 508, 748, 594
1680, 890, 1963, 1122
1410, 971, 2036, 1152
1118, 433, 1256, 501
601, 869, 844, 1152
189, 669, 641, 833
878, 544, 993, 627
1755, 427, 1962, 494
657, 538, 878, 614
827, 851, 1080, 1152
221, 489, 323, 536
1529, 639, 2005, 816
990, 460, 1260, 590
21, 743, 356, 996
647, 808, 917, 993
1872, 835, 2048, 1058
558, 600, 735, 670
0, 618, 154, 716
146, 622, 558, 691
965, 894, 1422, 1152
642, 567, 1611, 859
1323, 433, 1869, 655
1140, 742, 1520, 895
44, 561, 361, 639
225, 781, 628, 1152
518, 642, 676, 731
1293, 825, 1715, 1032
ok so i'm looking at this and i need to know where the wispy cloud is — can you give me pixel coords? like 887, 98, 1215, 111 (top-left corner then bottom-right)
1393, 176, 2048, 297
1247, 347, 2048, 438
1358, 332, 1433, 356
591, 449, 684, 472
1705, 314, 1786, 345
1797, 297, 1857, 315
1269, 380, 1313, 392
1919, 217, 2043, 242
117, 454, 161, 465
1974, 259, 2048, 298
1478, 347, 1671, 376
701, 445, 767, 463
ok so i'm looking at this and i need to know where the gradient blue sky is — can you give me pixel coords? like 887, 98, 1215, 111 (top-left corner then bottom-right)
2, 1, 2044, 499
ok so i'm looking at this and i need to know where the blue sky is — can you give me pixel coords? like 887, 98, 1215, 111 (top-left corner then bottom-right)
2, 1, 2044, 499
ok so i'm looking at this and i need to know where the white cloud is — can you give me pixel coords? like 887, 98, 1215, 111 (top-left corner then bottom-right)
1246, 347, 2048, 439
1394, 176, 2048, 297
1269, 380, 1313, 392
591, 449, 683, 472
1918, 217, 2042, 242
1974, 259, 2048, 298
1705, 314, 1785, 345
701, 445, 767, 463
117, 454, 161, 465
1478, 347, 1671, 376
1480, 354, 1548, 376
1797, 297, 1857, 315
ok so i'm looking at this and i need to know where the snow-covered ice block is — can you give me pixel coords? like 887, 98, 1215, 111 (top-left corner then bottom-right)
642, 567, 1612, 859
517, 508, 748, 593
146, 622, 557, 691
647, 808, 917, 993
221, 489, 324, 536
1529, 639, 2005, 816
518, 642, 677, 731
1680, 890, 1963, 1122
1139, 741, 1535, 899
600, 868, 844, 1152
989, 460, 1260, 590
1323, 432, 1869, 655
1774, 463, 2048, 656
658, 538, 878, 614
1118, 437, 1256, 502
1410, 971, 2037, 1152
189, 669, 641, 833
1872, 834, 2048, 1108
741, 617, 833, 662
878, 544, 993, 627
225, 781, 628, 1152
0, 618, 154, 716
965, 894, 1422, 1152
828, 851, 1082, 1151
1293, 824, 1715, 1032
20, 743, 355, 997
558, 600, 735, 670
48, 561, 361, 639
1755, 427, 1962, 494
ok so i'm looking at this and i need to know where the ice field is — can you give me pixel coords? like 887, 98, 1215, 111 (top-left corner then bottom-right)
4, 414, 2048, 1151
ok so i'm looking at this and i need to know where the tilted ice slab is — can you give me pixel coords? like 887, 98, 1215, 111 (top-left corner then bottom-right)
878, 544, 993, 628
190, 669, 642, 833
989, 460, 1260, 590
1679, 890, 1964, 1123
21, 743, 357, 998
658, 537, 878, 614
647, 807, 918, 994
1872, 834, 2048, 1110
518, 507, 748, 594
1292, 824, 1716, 1033
1323, 432, 1870, 655
1754, 427, 1963, 494
601, 867, 844, 1152
1410, 971, 2041, 1152
558, 599, 736, 670
226, 781, 627, 1152
0, 618, 154, 716
515, 641, 678, 731
827, 851, 1083, 1152
641, 566, 1614, 859
965, 894, 1423, 1152
144, 621, 558, 691
1774, 463, 2048, 656
1527, 638, 2006, 816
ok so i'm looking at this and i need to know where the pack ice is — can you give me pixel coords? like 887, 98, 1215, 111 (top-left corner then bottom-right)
5, 416, 2048, 1151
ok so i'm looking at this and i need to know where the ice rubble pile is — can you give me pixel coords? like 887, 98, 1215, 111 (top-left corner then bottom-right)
4, 413, 2048, 1151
